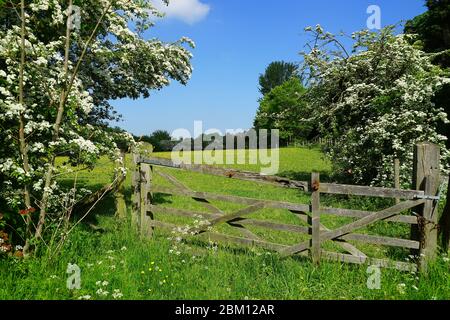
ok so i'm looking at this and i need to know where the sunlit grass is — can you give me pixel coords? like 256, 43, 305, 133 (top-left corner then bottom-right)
1, 147, 449, 300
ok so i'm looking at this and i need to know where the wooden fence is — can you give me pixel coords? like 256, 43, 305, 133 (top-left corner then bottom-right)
131, 142, 441, 273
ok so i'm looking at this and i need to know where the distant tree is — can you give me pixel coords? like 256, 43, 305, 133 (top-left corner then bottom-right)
146, 130, 173, 152
254, 78, 314, 145
258, 61, 299, 96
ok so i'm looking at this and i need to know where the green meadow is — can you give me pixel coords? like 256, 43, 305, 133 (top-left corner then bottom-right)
1, 147, 449, 300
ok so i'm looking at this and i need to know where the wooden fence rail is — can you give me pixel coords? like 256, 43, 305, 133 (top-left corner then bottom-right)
131, 142, 441, 273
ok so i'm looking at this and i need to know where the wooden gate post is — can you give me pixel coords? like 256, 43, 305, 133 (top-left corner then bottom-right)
412, 142, 440, 272
311, 172, 321, 265
131, 153, 141, 230
140, 163, 154, 238
114, 151, 127, 219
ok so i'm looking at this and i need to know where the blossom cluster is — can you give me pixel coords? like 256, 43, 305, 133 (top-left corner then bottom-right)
302, 25, 450, 186
0, 0, 193, 245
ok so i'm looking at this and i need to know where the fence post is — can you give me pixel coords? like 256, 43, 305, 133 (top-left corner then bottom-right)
131, 153, 141, 230
114, 150, 127, 219
140, 163, 154, 238
412, 142, 440, 272
394, 158, 400, 205
311, 172, 321, 265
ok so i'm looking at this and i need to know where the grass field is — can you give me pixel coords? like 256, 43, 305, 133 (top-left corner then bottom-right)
1, 147, 449, 300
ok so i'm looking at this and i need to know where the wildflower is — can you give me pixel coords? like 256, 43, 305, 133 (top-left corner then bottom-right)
96, 288, 109, 296
110, 265, 116, 270
87, 263, 94, 268
412, 285, 419, 291
78, 295, 92, 300
49, 275, 58, 279
102, 281, 109, 287
112, 289, 123, 299
397, 283, 406, 295
106, 250, 114, 254
121, 246, 127, 251
15, 245, 23, 251
443, 257, 449, 262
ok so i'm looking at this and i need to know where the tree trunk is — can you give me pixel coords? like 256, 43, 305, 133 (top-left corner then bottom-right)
18, 0, 32, 257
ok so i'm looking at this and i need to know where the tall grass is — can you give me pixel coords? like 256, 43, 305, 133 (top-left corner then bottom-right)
1, 147, 449, 300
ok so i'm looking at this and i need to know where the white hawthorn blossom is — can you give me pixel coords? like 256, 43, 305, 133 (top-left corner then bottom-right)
0, 0, 193, 246
302, 26, 450, 186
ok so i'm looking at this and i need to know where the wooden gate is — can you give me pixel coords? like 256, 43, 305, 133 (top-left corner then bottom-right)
131, 143, 441, 273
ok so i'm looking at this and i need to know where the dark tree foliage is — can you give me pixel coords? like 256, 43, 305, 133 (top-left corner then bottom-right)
140, 130, 175, 152
405, 0, 450, 147
405, 0, 450, 250
258, 61, 299, 96
405, 0, 450, 67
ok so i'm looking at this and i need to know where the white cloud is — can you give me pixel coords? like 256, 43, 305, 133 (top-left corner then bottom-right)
153, 0, 210, 25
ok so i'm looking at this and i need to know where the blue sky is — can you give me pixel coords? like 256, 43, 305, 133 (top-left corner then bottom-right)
111, 0, 428, 136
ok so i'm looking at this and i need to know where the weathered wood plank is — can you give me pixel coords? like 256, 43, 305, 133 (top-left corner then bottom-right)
281, 199, 425, 257
114, 151, 127, 219
140, 164, 153, 238
412, 142, 440, 273
341, 233, 420, 250
149, 204, 310, 234
293, 211, 367, 258
322, 251, 417, 272
311, 172, 321, 264
147, 220, 291, 253
153, 171, 262, 241
131, 153, 141, 230
320, 183, 424, 200
233, 218, 310, 234
141, 156, 309, 191
192, 203, 266, 234
152, 185, 310, 212
321, 207, 418, 224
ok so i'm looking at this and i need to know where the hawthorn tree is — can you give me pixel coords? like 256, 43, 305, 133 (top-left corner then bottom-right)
302, 25, 450, 186
0, 0, 194, 256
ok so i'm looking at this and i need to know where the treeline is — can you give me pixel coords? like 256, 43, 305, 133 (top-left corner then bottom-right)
135, 130, 280, 152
